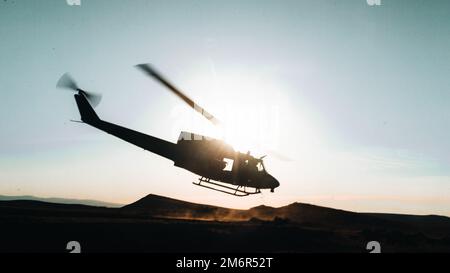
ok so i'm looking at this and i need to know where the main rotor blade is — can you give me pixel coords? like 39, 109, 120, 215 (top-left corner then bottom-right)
136, 64, 221, 126
265, 149, 293, 162
135, 64, 291, 161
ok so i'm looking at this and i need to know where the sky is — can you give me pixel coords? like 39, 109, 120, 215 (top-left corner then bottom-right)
0, 0, 449, 216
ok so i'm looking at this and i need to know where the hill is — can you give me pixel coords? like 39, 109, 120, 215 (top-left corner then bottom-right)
1, 194, 449, 252
0, 195, 122, 208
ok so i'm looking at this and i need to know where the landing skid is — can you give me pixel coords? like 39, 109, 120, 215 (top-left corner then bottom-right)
193, 177, 261, 197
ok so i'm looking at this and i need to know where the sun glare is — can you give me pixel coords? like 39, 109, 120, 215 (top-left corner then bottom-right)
177, 67, 290, 157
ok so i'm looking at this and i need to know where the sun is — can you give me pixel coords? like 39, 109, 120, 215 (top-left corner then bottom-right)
176, 66, 288, 157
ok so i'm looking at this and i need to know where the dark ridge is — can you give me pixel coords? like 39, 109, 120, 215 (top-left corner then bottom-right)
0, 195, 122, 208
1, 193, 449, 252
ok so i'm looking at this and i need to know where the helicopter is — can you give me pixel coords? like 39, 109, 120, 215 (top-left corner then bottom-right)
57, 64, 280, 196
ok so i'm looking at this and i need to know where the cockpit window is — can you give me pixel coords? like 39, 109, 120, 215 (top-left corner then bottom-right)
257, 161, 265, 172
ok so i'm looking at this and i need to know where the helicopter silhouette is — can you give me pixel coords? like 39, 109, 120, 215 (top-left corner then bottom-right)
57, 64, 280, 196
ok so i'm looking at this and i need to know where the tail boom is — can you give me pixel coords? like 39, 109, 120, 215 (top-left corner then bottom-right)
74, 93, 178, 161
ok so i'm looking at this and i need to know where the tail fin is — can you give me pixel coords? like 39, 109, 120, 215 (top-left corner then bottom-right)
74, 93, 100, 124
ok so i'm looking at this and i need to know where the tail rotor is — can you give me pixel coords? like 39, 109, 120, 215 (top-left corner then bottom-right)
57, 73, 102, 107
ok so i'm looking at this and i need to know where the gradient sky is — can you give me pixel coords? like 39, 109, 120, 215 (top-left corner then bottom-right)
0, 0, 449, 216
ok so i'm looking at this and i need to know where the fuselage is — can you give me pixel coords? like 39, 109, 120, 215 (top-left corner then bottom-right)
74, 93, 280, 191
174, 132, 280, 190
